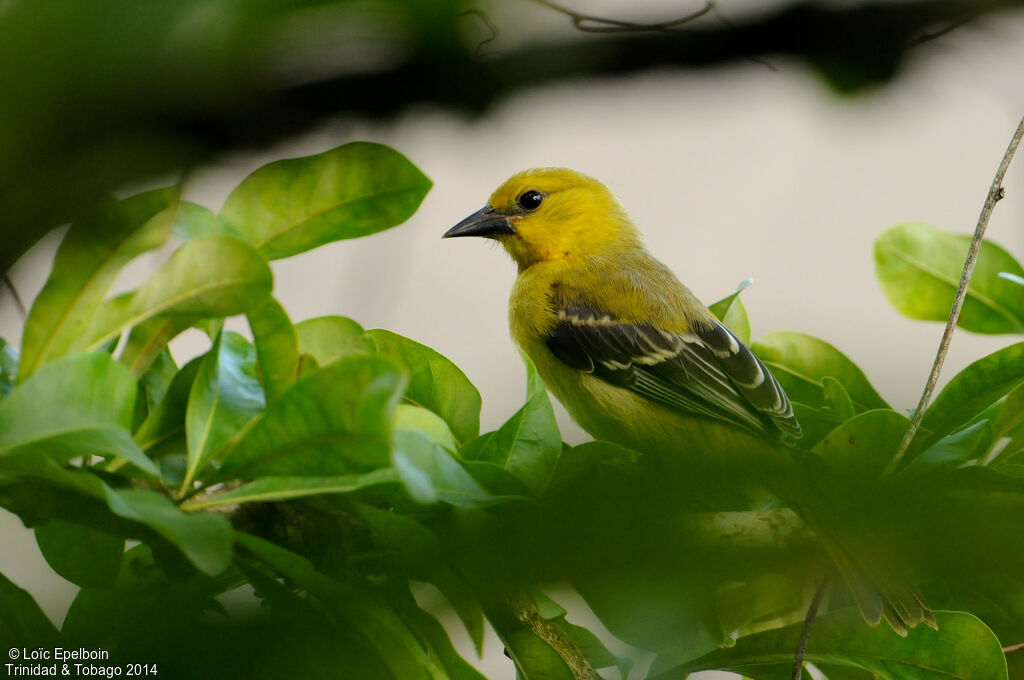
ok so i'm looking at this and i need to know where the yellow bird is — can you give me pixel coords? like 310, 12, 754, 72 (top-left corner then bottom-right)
445, 167, 935, 635
444, 167, 801, 456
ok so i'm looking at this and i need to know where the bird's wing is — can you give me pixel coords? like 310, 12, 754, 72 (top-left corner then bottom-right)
546, 302, 801, 439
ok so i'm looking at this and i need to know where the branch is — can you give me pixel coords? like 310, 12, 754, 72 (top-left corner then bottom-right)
505, 590, 602, 680
792, 570, 830, 680
534, 0, 713, 33
887, 113, 1024, 474
1005, 641, 1024, 654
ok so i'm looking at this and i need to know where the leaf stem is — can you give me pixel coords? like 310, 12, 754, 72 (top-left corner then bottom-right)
792, 570, 830, 680
1004, 641, 1024, 654
887, 114, 1024, 475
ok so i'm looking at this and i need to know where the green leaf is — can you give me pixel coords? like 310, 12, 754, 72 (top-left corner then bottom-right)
504, 629, 575, 680
917, 342, 1024, 451
0, 352, 157, 475
214, 355, 405, 479
19, 188, 177, 378
139, 347, 177, 416
235, 532, 447, 680
466, 357, 561, 495
709, 278, 753, 345
173, 200, 250, 242
182, 331, 265, 489
875, 222, 1024, 333
247, 297, 299, 403
396, 404, 458, 451
103, 489, 232, 576
0, 571, 60, 645
821, 376, 856, 423
220, 141, 432, 259
813, 409, 908, 475
87, 235, 273, 349
651, 609, 1008, 680
0, 338, 19, 398
119, 316, 196, 376
752, 332, 889, 412
295, 315, 368, 366
901, 420, 992, 478
183, 468, 399, 509
133, 356, 202, 457
34, 519, 123, 588
365, 329, 482, 445
392, 429, 495, 508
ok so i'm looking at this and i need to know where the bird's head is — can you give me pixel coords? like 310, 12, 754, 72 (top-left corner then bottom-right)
444, 168, 638, 270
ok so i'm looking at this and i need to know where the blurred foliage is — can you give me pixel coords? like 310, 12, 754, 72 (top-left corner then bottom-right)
1, 140, 1024, 679
4, 0, 1024, 274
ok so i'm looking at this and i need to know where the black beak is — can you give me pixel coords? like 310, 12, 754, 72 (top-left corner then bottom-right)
443, 205, 515, 239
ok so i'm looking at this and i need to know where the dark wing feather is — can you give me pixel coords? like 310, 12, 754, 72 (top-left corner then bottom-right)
546, 303, 801, 439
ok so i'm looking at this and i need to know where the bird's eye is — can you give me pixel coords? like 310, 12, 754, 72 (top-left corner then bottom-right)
518, 190, 544, 211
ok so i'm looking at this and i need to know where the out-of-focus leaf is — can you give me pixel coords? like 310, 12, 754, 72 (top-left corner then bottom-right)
875, 222, 1024, 334
295, 315, 368, 366
138, 348, 177, 416
103, 489, 231, 576
916, 343, 1024, 451
0, 352, 157, 475
813, 409, 908, 475
994, 384, 1024, 439
465, 358, 561, 495
214, 355, 405, 479
19, 189, 177, 379
532, 591, 633, 678
173, 201, 250, 242
901, 420, 991, 478
0, 571, 60, 645
87, 236, 273, 349
503, 629, 575, 680
182, 332, 265, 490
395, 404, 458, 451
365, 329, 482, 445
183, 469, 399, 509
651, 609, 1008, 680
821, 376, 856, 423
34, 519, 123, 588
235, 532, 446, 680
119, 316, 196, 376
752, 332, 889, 412
220, 142, 431, 259
0, 338, 19, 398
247, 297, 299, 403
392, 429, 495, 508
709, 278, 753, 345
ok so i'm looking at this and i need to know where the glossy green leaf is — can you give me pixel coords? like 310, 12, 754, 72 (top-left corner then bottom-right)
34, 519, 123, 588
235, 532, 446, 680
0, 338, 19, 398
183, 468, 399, 509
247, 297, 299, 403
365, 329, 482, 445
138, 348, 177, 416
651, 609, 1008, 680
104, 489, 232, 576
220, 141, 432, 259
709, 278, 753, 345
295, 315, 368, 366
917, 342, 1024, 451
19, 188, 177, 378
182, 332, 265, 490
392, 429, 494, 507
214, 355, 405, 479
0, 571, 60, 645
133, 357, 202, 457
0, 352, 157, 475
902, 420, 992, 478
465, 358, 561, 495
752, 331, 889, 412
875, 222, 1024, 334
87, 236, 273, 349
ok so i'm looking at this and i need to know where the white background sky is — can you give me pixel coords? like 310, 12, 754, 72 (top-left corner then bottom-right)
3, 2, 1024, 677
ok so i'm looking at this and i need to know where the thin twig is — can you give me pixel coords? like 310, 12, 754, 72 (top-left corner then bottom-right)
907, 11, 980, 46
887, 114, 1024, 475
533, 0, 713, 33
793, 571, 831, 680
3, 274, 26, 320
505, 590, 600, 680
1004, 641, 1024, 654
